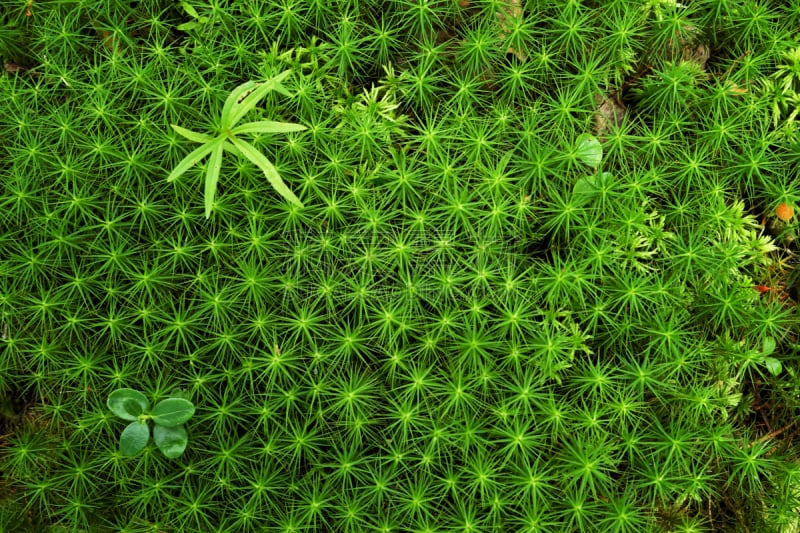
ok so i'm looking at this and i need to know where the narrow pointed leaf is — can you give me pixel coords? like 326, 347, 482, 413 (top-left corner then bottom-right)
230, 121, 307, 136
153, 424, 189, 459
229, 137, 303, 207
221, 80, 258, 129
166, 137, 223, 183
229, 71, 293, 126
271, 80, 292, 98
151, 398, 195, 427
108, 389, 149, 421
204, 142, 225, 218
171, 124, 214, 143
120, 421, 150, 457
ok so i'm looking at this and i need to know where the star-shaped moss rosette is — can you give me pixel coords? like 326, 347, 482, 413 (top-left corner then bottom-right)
167, 70, 306, 218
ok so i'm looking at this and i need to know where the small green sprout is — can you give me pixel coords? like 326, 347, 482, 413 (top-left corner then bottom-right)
167, 70, 306, 218
572, 133, 608, 206
108, 389, 195, 459
176, 1, 214, 32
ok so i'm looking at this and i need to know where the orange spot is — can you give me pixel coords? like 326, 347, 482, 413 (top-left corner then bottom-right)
776, 202, 794, 222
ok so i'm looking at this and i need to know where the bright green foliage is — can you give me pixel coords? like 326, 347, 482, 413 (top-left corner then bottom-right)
107, 388, 195, 459
2, 0, 800, 531
168, 70, 307, 218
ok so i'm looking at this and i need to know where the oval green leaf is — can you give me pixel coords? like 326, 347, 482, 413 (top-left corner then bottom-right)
576, 134, 602, 169
765, 357, 782, 376
151, 398, 195, 427
572, 176, 597, 206
153, 424, 188, 459
762, 336, 776, 355
108, 389, 149, 421
120, 421, 150, 457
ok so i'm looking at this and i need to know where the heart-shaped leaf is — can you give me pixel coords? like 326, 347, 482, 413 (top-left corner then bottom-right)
576, 134, 602, 169
120, 421, 150, 457
153, 424, 189, 459
108, 389, 149, 421
151, 398, 195, 427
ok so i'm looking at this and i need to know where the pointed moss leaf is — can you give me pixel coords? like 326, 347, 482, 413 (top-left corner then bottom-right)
151, 398, 195, 427
204, 141, 225, 218
120, 421, 150, 457
108, 389, 149, 421
230, 121, 307, 136
762, 336, 776, 355
576, 134, 602, 169
166, 137, 223, 183
229, 137, 303, 207
171, 124, 214, 143
153, 424, 188, 459
765, 357, 782, 376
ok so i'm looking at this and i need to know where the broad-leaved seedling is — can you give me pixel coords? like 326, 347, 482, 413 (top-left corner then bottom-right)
168, 70, 306, 217
108, 389, 195, 459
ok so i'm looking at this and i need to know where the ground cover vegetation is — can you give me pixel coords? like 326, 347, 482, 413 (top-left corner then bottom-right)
2, 0, 800, 531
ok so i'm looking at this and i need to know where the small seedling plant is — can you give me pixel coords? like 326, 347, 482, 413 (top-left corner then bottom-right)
167, 70, 306, 218
107, 389, 195, 459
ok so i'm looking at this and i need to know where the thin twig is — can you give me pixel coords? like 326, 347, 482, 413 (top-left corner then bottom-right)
746, 420, 797, 449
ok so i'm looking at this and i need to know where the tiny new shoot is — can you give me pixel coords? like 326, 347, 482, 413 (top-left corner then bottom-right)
108, 388, 195, 459
571, 133, 611, 206
167, 70, 306, 218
